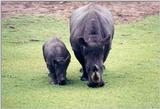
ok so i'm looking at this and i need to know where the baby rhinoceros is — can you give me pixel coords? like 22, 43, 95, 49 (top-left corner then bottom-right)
42, 37, 71, 85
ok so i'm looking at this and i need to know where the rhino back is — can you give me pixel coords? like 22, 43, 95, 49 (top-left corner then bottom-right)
70, 4, 114, 51
43, 37, 69, 64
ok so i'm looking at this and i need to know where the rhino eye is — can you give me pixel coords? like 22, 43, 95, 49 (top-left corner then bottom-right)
93, 66, 98, 72
54, 60, 65, 66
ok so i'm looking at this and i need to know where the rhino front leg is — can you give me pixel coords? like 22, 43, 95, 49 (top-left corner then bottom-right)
47, 64, 58, 84
73, 50, 88, 81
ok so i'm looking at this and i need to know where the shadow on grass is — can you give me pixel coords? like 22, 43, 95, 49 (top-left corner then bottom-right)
25, 59, 142, 91
28, 73, 87, 90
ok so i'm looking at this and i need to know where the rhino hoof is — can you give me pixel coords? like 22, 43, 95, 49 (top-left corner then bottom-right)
81, 76, 88, 81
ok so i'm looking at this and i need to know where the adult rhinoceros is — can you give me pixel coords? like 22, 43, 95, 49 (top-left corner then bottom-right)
70, 4, 114, 87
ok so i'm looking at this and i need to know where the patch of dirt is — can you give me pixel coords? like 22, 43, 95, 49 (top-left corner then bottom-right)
1, 1, 160, 23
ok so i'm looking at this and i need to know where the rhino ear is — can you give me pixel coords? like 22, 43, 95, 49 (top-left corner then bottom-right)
79, 37, 88, 47
102, 34, 111, 44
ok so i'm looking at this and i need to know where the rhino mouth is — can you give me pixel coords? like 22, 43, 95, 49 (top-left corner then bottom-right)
87, 82, 104, 88
58, 80, 66, 85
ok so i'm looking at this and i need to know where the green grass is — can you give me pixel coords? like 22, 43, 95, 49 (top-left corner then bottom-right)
2, 15, 160, 108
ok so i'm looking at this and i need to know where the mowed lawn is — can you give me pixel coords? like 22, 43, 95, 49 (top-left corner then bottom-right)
2, 15, 160, 108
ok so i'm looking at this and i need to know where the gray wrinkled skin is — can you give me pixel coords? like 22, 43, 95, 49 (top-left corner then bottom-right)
70, 4, 114, 88
43, 37, 71, 85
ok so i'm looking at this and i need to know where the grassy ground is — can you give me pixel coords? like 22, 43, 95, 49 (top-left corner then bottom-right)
2, 15, 160, 108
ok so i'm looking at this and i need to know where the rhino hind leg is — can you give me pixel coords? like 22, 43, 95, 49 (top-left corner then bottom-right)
48, 73, 58, 84
73, 50, 88, 81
